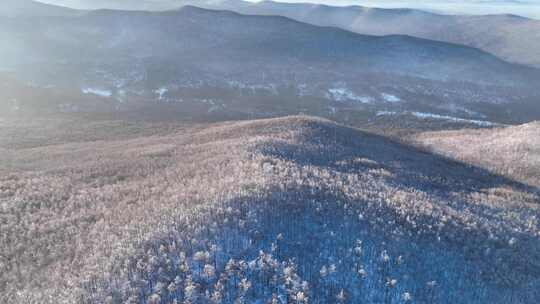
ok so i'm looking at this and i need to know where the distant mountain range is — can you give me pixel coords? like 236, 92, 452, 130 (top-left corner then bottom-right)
185, 0, 540, 68
21, 0, 540, 67
1, 1, 539, 123
3, 5, 536, 83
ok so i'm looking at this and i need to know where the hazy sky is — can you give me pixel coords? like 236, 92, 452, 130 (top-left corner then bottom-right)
262, 1, 540, 18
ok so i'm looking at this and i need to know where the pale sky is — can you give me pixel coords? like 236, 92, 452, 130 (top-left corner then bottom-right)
255, 1, 540, 18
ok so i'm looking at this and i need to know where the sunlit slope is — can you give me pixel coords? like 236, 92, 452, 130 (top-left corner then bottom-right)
412, 121, 540, 187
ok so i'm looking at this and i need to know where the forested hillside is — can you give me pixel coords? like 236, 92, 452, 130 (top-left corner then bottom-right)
1, 116, 538, 303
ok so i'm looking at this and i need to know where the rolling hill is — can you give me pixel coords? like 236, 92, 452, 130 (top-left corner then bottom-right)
411, 121, 540, 187
1, 116, 539, 303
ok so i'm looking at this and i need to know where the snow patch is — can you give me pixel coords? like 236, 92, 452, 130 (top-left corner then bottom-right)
381, 93, 401, 103
327, 87, 372, 103
376, 111, 495, 127
410, 112, 495, 126
208, 105, 225, 113
154, 87, 169, 101
82, 88, 112, 98
227, 81, 278, 95
327, 106, 337, 115
376, 111, 397, 116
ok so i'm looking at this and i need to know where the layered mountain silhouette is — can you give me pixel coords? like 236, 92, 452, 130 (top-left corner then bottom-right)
23, 0, 540, 67
190, 0, 540, 68
2, 5, 539, 86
